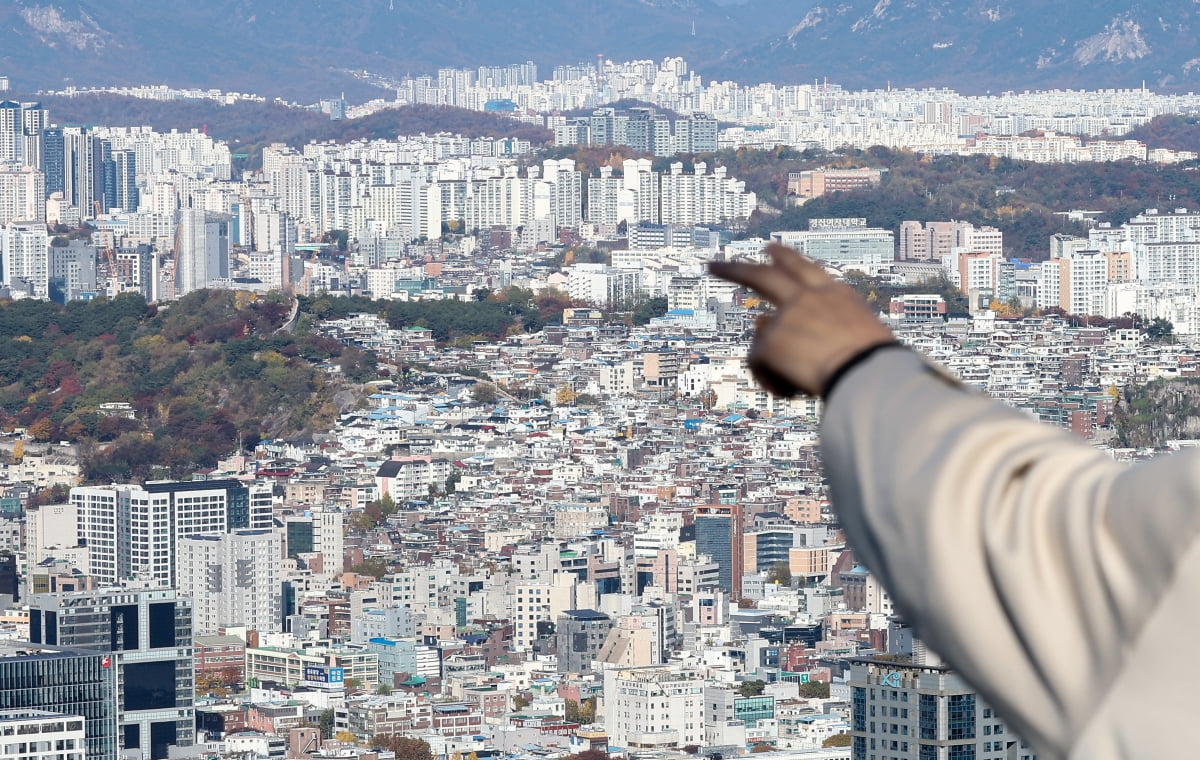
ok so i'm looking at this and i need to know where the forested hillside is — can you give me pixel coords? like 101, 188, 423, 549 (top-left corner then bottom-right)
1114, 379, 1200, 448
300, 286, 573, 342
35, 97, 552, 172
722, 147, 1200, 259
0, 291, 375, 482
551, 144, 1200, 259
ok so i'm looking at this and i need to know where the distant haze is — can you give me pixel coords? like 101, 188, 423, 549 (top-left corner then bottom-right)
3, 0, 1200, 97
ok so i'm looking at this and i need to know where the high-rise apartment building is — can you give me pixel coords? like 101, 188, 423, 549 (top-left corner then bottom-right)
28, 588, 194, 760
0, 101, 45, 167
61, 128, 102, 218
0, 165, 46, 224
1037, 249, 1109, 314
174, 207, 229, 296
69, 479, 272, 587
42, 127, 64, 197
556, 109, 717, 155
0, 642, 117, 760
1, 221, 49, 298
178, 529, 282, 635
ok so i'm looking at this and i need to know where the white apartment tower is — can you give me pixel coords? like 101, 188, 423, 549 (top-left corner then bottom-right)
70, 479, 273, 587
0, 100, 45, 167
0, 165, 46, 224
178, 529, 282, 635
174, 207, 229, 296
1, 221, 49, 298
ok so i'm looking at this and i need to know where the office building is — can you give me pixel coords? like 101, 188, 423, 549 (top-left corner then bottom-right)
113, 245, 158, 300
174, 208, 229, 296
28, 588, 194, 760
0, 709, 89, 760
900, 220, 1003, 262
694, 503, 743, 598
282, 508, 344, 578
603, 666, 704, 749
70, 479, 272, 587
742, 528, 795, 574
178, 529, 282, 635
556, 610, 613, 674
788, 168, 883, 201
847, 659, 1033, 760
0, 642, 117, 760
48, 241, 98, 303
772, 219, 895, 271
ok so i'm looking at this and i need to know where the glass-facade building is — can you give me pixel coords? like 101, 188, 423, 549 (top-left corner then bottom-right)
695, 514, 733, 593
847, 659, 1035, 760
28, 589, 193, 760
0, 642, 117, 760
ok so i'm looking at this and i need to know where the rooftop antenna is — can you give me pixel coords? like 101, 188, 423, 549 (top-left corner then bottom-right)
389, 0, 394, 9
692, 19, 696, 36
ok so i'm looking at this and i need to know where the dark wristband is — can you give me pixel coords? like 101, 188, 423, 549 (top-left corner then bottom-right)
821, 341, 904, 401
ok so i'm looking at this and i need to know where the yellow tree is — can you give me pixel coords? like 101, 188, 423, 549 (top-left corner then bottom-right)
28, 418, 52, 441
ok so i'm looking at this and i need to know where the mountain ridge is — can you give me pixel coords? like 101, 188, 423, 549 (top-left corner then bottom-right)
3, 1, 1200, 98
723, 1, 1200, 91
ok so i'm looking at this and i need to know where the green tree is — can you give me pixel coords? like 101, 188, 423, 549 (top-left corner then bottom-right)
823, 733, 851, 748
766, 561, 792, 587
737, 679, 766, 697
564, 697, 597, 724
799, 680, 831, 698
349, 558, 390, 579
370, 735, 433, 760
1146, 317, 1175, 343
632, 296, 669, 325
317, 709, 335, 739
471, 382, 498, 404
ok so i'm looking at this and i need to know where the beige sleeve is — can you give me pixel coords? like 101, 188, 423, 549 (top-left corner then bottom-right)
820, 347, 1200, 757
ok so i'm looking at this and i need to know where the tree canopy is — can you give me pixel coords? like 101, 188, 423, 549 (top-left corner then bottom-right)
0, 290, 361, 483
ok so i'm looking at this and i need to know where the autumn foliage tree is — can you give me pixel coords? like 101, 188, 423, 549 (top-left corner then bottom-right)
0, 290, 364, 483
370, 735, 433, 760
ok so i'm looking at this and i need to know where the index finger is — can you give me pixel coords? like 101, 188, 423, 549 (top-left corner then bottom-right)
708, 260, 801, 304
767, 243, 829, 287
